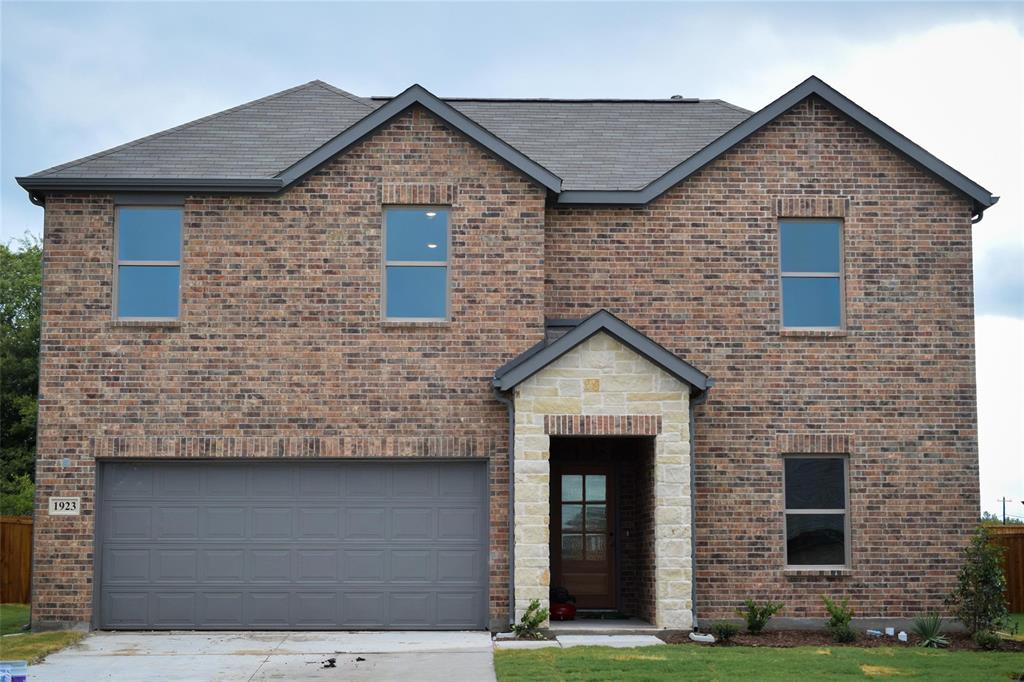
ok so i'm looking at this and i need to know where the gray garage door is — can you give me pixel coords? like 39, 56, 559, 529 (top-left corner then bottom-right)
97, 460, 488, 630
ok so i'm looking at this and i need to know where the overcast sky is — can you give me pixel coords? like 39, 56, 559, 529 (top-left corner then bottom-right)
2, 1, 1021, 518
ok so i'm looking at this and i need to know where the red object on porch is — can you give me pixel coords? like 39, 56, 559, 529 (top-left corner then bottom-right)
550, 602, 577, 621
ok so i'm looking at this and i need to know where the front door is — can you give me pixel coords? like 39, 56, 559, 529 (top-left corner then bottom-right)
551, 462, 615, 609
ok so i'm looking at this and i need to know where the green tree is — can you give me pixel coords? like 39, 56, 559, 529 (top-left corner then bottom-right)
1, 236, 42, 515
947, 526, 1009, 634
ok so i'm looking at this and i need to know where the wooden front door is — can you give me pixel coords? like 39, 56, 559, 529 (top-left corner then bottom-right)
551, 462, 615, 609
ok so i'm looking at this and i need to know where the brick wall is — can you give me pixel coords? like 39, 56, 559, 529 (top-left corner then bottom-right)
543, 96, 979, 619
33, 106, 547, 628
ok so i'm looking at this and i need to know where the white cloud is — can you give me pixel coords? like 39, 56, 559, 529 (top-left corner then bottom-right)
977, 315, 1024, 518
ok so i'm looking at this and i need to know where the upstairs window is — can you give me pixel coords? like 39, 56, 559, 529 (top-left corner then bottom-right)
780, 220, 843, 329
115, 206, 182, 319
784, 456, 850, 567
384, 207, 449, 320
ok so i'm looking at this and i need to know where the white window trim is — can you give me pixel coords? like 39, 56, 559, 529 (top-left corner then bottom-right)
782, 454, 851, 569
381, 205, 451, 322
778, 218, 845, 331
113, 204, 183, 321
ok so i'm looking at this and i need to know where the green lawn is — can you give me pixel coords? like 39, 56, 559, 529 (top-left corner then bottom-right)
0, 604, 30, 635
0, 630, 85, 664
1004, 614, 1024, 641
494, 645, 1024, 681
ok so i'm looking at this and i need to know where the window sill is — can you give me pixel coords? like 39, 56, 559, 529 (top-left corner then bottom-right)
779, 329, 848, 338
783, 567, 852, 577
381, 320, 451, 328
110, 319, 182, 329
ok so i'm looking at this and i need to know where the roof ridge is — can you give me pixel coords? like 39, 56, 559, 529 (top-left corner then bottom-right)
705, 98, 754, 115
309, 80, 375, 109
32, 80, 334, 177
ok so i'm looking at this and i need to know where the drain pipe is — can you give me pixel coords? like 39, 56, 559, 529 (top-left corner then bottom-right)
689, 382, 712, 631
493, 387, 516, 629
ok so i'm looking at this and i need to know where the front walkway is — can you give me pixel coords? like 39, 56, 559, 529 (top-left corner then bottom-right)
29, 631, 496, 682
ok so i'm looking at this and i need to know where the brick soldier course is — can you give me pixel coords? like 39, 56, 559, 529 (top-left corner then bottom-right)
17, 76, 996, 631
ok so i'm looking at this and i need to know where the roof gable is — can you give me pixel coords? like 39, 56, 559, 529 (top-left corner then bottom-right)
276, 84, 562, 192
493, 310, 711, 394
556, 76, 998, 217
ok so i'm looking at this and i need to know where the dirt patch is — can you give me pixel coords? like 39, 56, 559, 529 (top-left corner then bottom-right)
661, 629, 1024, 652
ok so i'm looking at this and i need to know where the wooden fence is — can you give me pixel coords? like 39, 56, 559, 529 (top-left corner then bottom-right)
1, 516, 32, 604
990, 526, 1024, 613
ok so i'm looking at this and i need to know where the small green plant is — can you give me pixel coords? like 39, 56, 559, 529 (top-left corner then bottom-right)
912, 613, 949, 648
947, 526, 1010, 634
711, 622, 740, 642
736, 599, 783, 634
972, 629, 1002, 650
512, 599, 549, 639
822, 595, 855, 642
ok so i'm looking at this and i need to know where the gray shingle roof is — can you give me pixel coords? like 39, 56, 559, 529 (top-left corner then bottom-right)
447, 100, 749, 190
31, 81, 376, 179
26, 80, 749, 191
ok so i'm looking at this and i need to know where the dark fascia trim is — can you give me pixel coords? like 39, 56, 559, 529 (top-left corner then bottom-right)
275, 84, 562, 193
15, 176, 283, 194
493, 309, 710, 393
556, 76, 998, 217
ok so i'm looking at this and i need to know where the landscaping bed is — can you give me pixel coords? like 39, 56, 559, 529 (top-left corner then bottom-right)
662, 629, 1024, 652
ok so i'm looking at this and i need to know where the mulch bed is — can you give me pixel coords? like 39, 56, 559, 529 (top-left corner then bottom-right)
661, 629, 1024, 652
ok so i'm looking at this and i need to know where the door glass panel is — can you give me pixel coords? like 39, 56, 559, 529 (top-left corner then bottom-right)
561, 475, 583, 502
585, 534, 606, 560
585, 504, 606, 532
585, 475, 605, 502
562, 534, 583, 561
561, 504, 583, 531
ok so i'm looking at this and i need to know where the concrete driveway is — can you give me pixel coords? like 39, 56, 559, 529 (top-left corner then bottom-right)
29, 631, 496, 682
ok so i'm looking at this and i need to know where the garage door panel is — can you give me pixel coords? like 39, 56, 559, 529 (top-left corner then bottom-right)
438, 508, 480, 540
297, 508, 340, 539
204, 507, 247, 539
205, 466, 246, 497
105, 548, 151, 582
294, 592, 339, 627
153, 592, 196, 626
389, 592, 432, 627
201, 592, 244, 626
252, 507, 293, 538
390, 550, 433, 582
343, 550, 386, 582
342, 592, 387, 626
104, 592, 150, 627
99, 461, 487, 629
201, 549, 246, 582
392, 508, 434, 539
345, 507, 388, 539
107, 506, 153, 540
155, 507, 199, 539
246, 592, 291, 627
152, 549, 198, 583
437, 592, 481, 626
296, 549, 339, 581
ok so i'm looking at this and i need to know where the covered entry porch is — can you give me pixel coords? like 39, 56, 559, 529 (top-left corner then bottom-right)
492, 310, 711, 631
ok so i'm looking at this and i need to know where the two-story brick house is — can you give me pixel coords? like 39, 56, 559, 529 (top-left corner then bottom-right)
17, 76, 996, 632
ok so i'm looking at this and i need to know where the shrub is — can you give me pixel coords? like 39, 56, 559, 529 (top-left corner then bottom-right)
830, 623, 857, 643
0, 473, 34, 516
736, 599, 783, 634
822, 595, 854, 629
972, 629, 1002, 650
947, 526, 1010, 634
711, 622, 739, 642
512, 599, 549, 639
912, 614, 949, 648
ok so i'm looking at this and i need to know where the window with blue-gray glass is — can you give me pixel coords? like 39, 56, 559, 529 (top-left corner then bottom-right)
784, 456, 849, 567
384, 207, 449, 320
780, 220, 843, 329
116, 207, 182, 319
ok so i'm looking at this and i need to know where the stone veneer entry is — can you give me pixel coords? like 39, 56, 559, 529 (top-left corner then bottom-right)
512, 332, 693, 628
